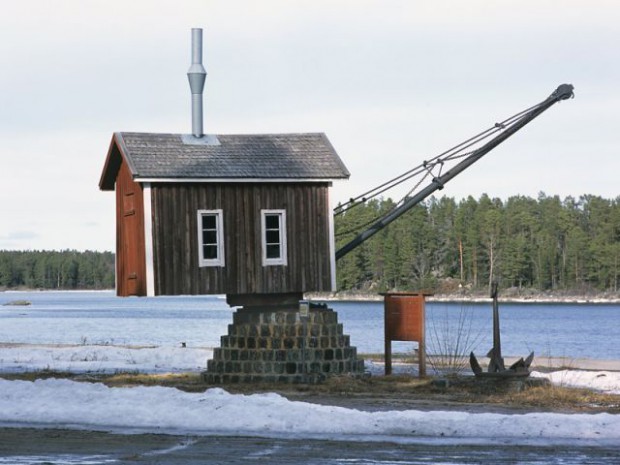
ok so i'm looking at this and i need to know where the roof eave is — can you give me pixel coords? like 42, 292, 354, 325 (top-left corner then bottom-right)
319, 133, 351, 178
99, 133, 140, 191
98, 134, 120, 191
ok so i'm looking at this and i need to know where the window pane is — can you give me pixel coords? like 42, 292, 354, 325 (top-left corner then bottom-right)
204, 245, 218, 260
203, 215, 216, 230
266, 244, 281, 259
204, 230, 218, 245
265, 214, 280, 229
266, 230, 280, 244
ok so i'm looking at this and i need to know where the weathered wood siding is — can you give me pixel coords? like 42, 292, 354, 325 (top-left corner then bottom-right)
151, 183, 333, 296
115, 158, 147, 296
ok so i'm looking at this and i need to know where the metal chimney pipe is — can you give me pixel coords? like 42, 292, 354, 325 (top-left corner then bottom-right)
187, 28, 207, 138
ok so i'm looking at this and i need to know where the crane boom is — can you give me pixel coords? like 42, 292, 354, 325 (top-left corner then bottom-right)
335, 84, 574, 261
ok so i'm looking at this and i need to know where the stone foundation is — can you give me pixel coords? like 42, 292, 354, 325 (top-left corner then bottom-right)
203, 303, 365, 384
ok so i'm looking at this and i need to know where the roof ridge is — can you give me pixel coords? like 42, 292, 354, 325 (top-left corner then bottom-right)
118, 131, 328, 137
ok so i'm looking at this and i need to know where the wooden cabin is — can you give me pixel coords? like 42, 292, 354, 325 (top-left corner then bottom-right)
99, 131, 349, 306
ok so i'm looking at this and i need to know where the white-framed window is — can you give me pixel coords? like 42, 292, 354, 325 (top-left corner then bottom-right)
197, 209, 225, 267
261, 209, 287, 266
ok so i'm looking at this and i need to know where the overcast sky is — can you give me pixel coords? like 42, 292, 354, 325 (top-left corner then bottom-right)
1, 0, 618, 251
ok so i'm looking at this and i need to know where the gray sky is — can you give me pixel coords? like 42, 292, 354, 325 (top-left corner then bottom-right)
1, 0, 618, 251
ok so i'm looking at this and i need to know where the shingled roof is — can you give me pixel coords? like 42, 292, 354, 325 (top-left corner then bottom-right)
99, 132, 350, 190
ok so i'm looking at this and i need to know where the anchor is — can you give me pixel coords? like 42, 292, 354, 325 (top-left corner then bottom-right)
470, 281, 534, 378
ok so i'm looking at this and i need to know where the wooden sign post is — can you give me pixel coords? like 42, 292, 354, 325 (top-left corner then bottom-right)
382, 292, 432, 377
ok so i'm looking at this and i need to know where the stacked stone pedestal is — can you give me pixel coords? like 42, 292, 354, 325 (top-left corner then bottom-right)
203, 304, 365, 383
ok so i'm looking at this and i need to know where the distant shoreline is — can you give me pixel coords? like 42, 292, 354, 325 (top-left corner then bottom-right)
2, 288, 620, 305
307, 292, 620, 305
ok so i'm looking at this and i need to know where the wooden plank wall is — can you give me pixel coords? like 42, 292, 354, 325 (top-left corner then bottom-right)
150, 183, 333, 296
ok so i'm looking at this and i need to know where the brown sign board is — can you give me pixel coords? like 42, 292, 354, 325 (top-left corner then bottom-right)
381, 292, 433, 377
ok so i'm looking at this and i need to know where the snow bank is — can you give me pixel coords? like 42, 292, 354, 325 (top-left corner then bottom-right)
0, 345, 212, 374
532, 370, 620, 395
0, 379, 618, 445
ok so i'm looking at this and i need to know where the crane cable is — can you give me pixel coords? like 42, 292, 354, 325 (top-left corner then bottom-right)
333, 99, 546, 238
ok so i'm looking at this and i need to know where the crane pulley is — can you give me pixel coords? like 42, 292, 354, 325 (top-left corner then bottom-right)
335, 84, 574, 261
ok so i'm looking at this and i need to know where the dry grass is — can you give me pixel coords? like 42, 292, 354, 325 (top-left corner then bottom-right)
490, 384, 620, 413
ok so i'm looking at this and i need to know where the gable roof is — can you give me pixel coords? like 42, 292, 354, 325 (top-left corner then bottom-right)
99, 132, 350, 190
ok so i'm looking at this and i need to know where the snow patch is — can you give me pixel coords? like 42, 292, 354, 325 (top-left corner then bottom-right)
0, 344, 212, 374
532, 370, 620, 394
0, 378, 618, 445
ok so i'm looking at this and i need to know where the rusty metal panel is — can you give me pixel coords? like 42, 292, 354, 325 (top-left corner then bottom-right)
383, 292, 432, 377
385, 294, 425, 342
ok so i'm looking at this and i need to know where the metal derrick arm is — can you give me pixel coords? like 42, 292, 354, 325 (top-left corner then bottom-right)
335, 84, 574, 261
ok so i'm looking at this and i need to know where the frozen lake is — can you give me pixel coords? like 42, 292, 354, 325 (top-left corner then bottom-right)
1, 291, 619, 360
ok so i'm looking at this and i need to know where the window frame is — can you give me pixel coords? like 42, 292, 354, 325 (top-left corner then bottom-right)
197, 209, 225, 267
261, 209, 288, 266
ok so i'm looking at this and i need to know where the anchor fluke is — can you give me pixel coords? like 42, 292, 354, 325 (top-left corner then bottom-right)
470, 351, 483, 376
470, 282, 534, 378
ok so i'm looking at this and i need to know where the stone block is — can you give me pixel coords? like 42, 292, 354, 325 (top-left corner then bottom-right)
286, 362, 297, 374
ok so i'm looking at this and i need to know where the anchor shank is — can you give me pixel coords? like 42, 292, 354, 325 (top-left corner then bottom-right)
489, 281, 505, 372
492, 282, 501, 360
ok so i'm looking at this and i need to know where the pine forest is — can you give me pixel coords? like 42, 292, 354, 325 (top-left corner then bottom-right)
0, 250, 115, 290
335, 193, 620, 295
